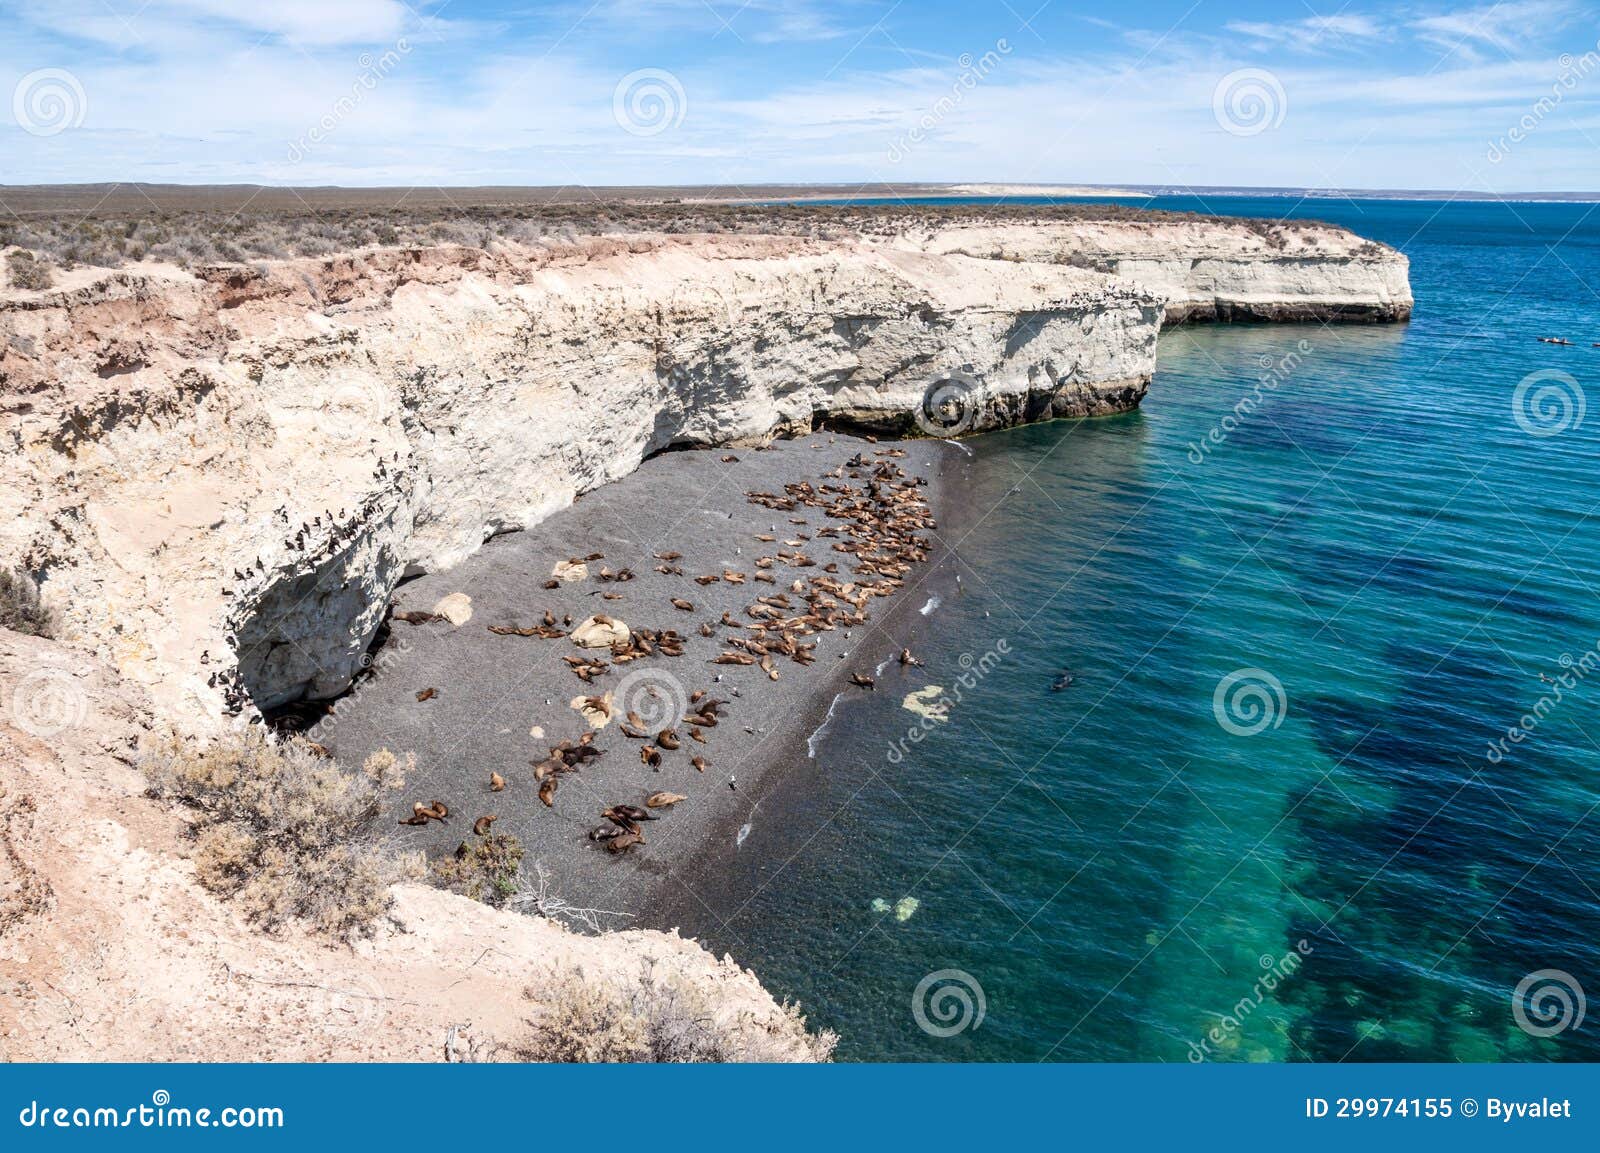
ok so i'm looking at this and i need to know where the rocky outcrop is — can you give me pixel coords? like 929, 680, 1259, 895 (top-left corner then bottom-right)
0, 218, 1409, 721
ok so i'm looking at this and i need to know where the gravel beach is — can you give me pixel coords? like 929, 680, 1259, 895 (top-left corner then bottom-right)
313, 432, 972, 926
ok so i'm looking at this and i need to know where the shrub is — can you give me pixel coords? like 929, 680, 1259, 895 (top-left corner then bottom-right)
433, 832, 524, 906
514, 961, 837, 1063
5, 250, 52, 291
141, 730, 410, 940
0, 569, 54, 638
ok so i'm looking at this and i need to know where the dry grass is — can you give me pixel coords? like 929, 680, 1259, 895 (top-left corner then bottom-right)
0, 201, 1327, 272
5, 250, 53, 290
141, 730, 411, 940
0, 569, 54, 638
514, 960, 837, 1063
433, 831, 524, 907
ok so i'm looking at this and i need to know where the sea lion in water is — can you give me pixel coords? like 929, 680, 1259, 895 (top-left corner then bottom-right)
1050, 670, 1075, 692
473, 815, 497, 836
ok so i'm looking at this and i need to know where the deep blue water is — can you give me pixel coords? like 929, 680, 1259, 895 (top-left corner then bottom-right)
672, 197, 1600, 1061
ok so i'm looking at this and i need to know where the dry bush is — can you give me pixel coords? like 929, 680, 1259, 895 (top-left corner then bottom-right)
0, 788, 54, 935
514, 961, 837, 1063
5, 250, 52, 290
0, 569, 54, 638
433, 831, 524, 906
141, 730, 409, 940
0, 201, 1342, 271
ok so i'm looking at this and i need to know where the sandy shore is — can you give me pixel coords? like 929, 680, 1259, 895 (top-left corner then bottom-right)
314, 433, 969, 925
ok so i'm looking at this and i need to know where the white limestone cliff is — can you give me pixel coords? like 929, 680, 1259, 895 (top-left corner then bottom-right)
0, 218, 1410, 723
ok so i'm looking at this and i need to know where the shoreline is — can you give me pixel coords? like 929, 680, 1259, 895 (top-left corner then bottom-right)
313, 432, 970, 925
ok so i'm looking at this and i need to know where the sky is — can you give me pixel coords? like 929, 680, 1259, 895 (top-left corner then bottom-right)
1, 0, 1596, 192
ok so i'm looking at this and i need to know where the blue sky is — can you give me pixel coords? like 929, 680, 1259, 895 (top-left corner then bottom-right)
1, 0, 1596, 191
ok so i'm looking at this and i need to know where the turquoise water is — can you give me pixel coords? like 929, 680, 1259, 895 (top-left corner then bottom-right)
668, 197, 1600, 1061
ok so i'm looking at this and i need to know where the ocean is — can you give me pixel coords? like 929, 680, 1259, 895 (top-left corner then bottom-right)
659, 196, 1600, 1061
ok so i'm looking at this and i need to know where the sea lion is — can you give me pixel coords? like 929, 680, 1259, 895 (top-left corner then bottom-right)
646, 792, 687, 808
416, 687, 438, 702
899, 648, 923, 667
490, 772, 506, 792
849, 672, 876, 689
671, 598, 694, 611
640, 745, 662, 768
688, 727, 707, 744
398, 813, 430, 826
539, 777, 558, 807
606, 831, 644, 853
657, 729, 681, 750
691, 756, 708, 773
393, 610, 442, 625
473, 815, 497, 836
605, 804, 655, 824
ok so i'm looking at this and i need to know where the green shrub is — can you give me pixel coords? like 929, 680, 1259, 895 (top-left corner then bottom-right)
0, 569, 54, 638
433, 832, 524, 906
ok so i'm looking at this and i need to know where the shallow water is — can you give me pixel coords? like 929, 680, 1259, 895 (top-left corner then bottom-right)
663, 197, 1600, 1061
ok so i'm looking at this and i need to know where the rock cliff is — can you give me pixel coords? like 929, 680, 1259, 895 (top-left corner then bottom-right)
0, 215, 1410, 721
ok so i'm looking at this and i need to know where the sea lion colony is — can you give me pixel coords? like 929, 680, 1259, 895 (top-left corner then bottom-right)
389, 446, 937, 861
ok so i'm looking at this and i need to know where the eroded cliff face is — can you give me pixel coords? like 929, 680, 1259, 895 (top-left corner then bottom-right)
0, 219, 1410, 722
